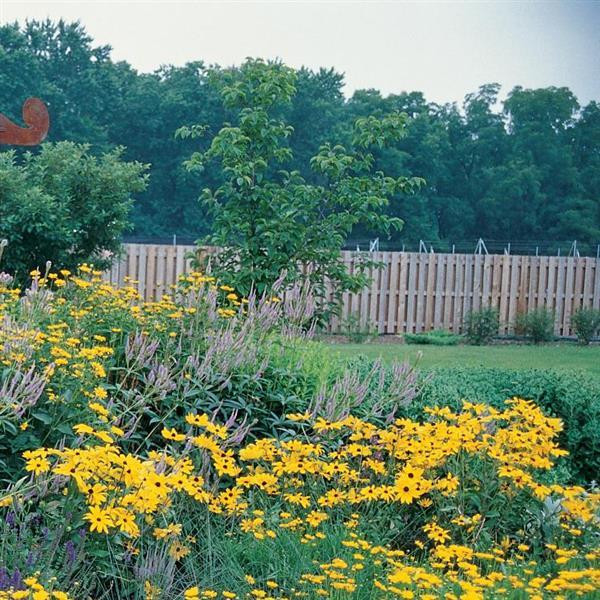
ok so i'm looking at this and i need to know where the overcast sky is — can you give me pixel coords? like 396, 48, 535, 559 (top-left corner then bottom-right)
1, 0, 599, 105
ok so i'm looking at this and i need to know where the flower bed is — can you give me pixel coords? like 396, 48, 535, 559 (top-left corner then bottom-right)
0, 269, 598, 598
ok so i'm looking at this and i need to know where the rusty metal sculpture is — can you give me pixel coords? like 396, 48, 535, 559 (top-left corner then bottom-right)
0, 98, 49, 146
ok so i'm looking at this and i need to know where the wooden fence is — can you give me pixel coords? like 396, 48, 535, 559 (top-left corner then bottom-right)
103, 244, 600, 337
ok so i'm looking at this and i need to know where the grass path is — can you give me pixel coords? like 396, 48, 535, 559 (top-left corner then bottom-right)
325, 342, 600, 373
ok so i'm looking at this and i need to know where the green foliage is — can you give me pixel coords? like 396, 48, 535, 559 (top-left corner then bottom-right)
340, 313, 376, 344
404, 329, 462, 346
515, 308, 556, 344
306, 353, 600, 484
571, 307, 600, 344
178, 58, 423, 319
0, 142, 147, 277
463, 306, 499, 345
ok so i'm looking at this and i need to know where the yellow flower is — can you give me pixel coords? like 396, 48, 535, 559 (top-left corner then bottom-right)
169, 541, 190, 560
84, 505, 114, 534
162, 427, 185, 442
24, 455, 50, 475
184, 587, 200, 599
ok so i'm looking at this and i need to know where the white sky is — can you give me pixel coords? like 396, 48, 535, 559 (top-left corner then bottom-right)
1, 0, 599, 105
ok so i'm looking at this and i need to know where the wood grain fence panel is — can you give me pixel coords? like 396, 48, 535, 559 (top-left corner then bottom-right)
397, 253, 409, 333
433, 254, 445, 329
499, 255, 511, 334
574, 258, 585, 314
462, 254, 473, 324
562, 258, 575, 336
145, 245, 156, 301
581, 258, 595, 316
386, 253, 400, 334
165, 246, 175, 294
415, 253, 428, 332
537, 256, 548, 310
517, 256, 529, 315
491, 255, 502, 319
481, 255, 491, 309
547, 257, 557, 314
424, 253, 436, 330
377, 253, 390, 333
107, 245, 599, 337
453, 254, 465, 334
554, 258, 566, 336
472, 254, 482, 313
593, 259, 600, 310
406, 253, 418, 333
155, 246, 166, 300
443, 254, 456, 330
526, 257, 536, 312
126, 244, 138, 283
507, 255, 520, 334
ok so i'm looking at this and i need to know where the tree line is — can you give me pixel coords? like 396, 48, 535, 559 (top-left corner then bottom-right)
1, 20, 598, 248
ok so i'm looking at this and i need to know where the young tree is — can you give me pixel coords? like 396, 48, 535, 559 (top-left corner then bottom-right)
178, 59, 423, 320
0, 141, 148, 277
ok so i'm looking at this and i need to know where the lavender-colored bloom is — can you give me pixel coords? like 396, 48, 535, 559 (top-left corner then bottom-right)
5, 511, 16, 527
0, 363, 46, 417
145, 361, 176, 400
64, 540, 77, 566
310, 358, 423, 424
0, 272, 13, 286
0, 568, 9, 591
125, 331, 160, 369
9, 568, 23, 591
24, 551, 35, 569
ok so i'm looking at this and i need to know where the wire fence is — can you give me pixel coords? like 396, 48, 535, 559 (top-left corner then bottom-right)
123, 236, 600, 258
346, 239, 600, 257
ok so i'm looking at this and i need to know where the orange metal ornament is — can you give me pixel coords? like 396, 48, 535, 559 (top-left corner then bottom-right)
0, 98, 49, 146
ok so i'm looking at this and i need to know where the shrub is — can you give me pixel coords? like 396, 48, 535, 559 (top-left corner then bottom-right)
463, 306, 499, 345
340, 313, 376, 343
571, 307, 600, 344
0, 142, 147, 279
404, 329, 462, 345
1, 268, 599, 598
515, 307, 555, 343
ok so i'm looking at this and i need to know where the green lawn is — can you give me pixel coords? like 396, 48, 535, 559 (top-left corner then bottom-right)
326, 342, 600, 373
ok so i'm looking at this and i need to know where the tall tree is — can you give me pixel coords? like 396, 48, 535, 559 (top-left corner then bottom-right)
178, 59, 423, 318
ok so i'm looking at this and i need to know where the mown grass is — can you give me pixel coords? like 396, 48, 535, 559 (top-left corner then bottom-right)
325, 341, 600, 373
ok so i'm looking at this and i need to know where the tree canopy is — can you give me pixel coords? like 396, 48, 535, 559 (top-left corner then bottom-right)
1, 19, 598, 250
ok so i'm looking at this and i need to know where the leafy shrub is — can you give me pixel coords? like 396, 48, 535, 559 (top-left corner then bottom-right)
340, 312, 376, 343
515, 307, 555, 343
404, 329, 462, 345
0, 142, 147, 279
463, 306, 499, 345
571, 307, 600, 344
